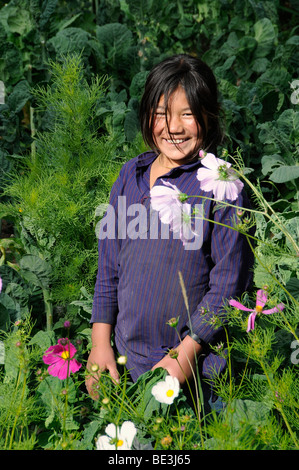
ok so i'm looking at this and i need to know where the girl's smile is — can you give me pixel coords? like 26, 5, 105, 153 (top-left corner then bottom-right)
153, 86, 203, 167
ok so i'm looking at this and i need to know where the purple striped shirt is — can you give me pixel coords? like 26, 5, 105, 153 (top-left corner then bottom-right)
91, 151, 254, 382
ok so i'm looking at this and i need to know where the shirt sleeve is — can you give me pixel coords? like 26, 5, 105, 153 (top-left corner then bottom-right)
90, 171, 123, 324
187, 190, 255, 345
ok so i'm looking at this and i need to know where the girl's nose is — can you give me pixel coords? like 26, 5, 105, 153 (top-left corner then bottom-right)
167, 114, 183, 133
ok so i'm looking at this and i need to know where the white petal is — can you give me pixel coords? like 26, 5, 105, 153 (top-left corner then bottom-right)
120, 421, 137, 448
196, 167, 217, 182
165, 375, 180, 390
150, 185, 179, 198
201, 153, 230, 170
213, 181, 226, 200
152, 376, 180, 404
95, 435, 115, 450
199, 177, 220, 193
105, 423, 117, 439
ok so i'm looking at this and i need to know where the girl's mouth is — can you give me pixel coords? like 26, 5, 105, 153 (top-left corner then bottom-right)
165, 138, 189, 144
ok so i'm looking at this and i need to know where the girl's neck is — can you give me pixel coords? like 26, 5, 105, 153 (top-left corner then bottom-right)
158, 154, 179, 169
157, 152, 199, 169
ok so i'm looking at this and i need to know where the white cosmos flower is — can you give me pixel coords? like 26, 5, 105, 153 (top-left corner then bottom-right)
96, 421, 137, 450
151, 375, 180, 405
197, 152, 243, 201
150, 180, 183, 225
150, 180, 198, 245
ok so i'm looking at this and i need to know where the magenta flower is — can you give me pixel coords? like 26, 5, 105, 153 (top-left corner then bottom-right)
229, 289, 285, 332
197, 151, 243, 201
43, 338, 82, 379
0, 277, 2, 293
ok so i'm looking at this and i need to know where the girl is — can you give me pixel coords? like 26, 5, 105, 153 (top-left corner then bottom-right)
86, 54, 254, 404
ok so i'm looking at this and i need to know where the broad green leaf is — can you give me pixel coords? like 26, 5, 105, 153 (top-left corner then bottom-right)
7, 80, 31, 113
270, 165, 299, 183
19, 255, 51, 288
48, 27, 91, 56
254, 18, 276, 58
261, 154, 285, 176
29, 329, 55, 351
95, 23, 134, 68
0, 5, 33, 35
227, 399, 272, 430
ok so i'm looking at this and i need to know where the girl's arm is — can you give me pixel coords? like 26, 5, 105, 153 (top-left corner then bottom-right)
152, 335, 202, 384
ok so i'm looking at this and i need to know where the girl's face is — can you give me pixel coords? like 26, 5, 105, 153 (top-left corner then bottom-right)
152, 86, 203, 165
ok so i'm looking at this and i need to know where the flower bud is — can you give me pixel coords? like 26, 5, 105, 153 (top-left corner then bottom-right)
168, 348, 179, 359
161, 435, 172, 447
117, 355, 127, 365
166, 317, 179, 328
90, 363, 100, 372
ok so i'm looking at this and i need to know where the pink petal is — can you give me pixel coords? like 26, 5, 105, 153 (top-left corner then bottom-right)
48, 360, 69, 380
201, 153, 231, 170
213, 181, 227, 200
42, 344, 62, 364
160, 203, 182, 226
247, 312, 257, 332
198, 178, 218, 193
47, 357, 81, 379
161, 180, 181, 192
233, 179, 244, 194
225, 181, 243, 201
0, 277, 2, 293
150, 187, 180, 205
262, 303, 284, 315
256, 289, 268, 308
68, 359, 82, 374
196, 167, 218, 183
229, 299, 253, 312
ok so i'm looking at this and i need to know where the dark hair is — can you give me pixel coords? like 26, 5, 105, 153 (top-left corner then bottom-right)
139, 54, 223, 155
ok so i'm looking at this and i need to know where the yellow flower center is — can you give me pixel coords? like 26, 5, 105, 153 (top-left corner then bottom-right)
61, 350, 70, 360
255, 305, 263, 313
117, 439, 124, 447
166, 389, 174, 397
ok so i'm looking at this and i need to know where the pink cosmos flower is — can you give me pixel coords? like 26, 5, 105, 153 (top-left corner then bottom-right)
0, 277, 2, 293
150, 180, 197, 245
43, 338, 82, 380
229, 289, 284, 332
197, 151, 244, 201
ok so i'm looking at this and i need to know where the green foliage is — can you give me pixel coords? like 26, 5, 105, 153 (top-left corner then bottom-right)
0, 0, 298, 452
0, 55, 140, 319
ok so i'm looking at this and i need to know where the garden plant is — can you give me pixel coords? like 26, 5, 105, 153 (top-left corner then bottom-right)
0, 0, 298, 451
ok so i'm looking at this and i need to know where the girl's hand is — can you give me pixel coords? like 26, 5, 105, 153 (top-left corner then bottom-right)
85, 344, 119, 399
152, 335, 202, 385
85, 323, 119, 399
